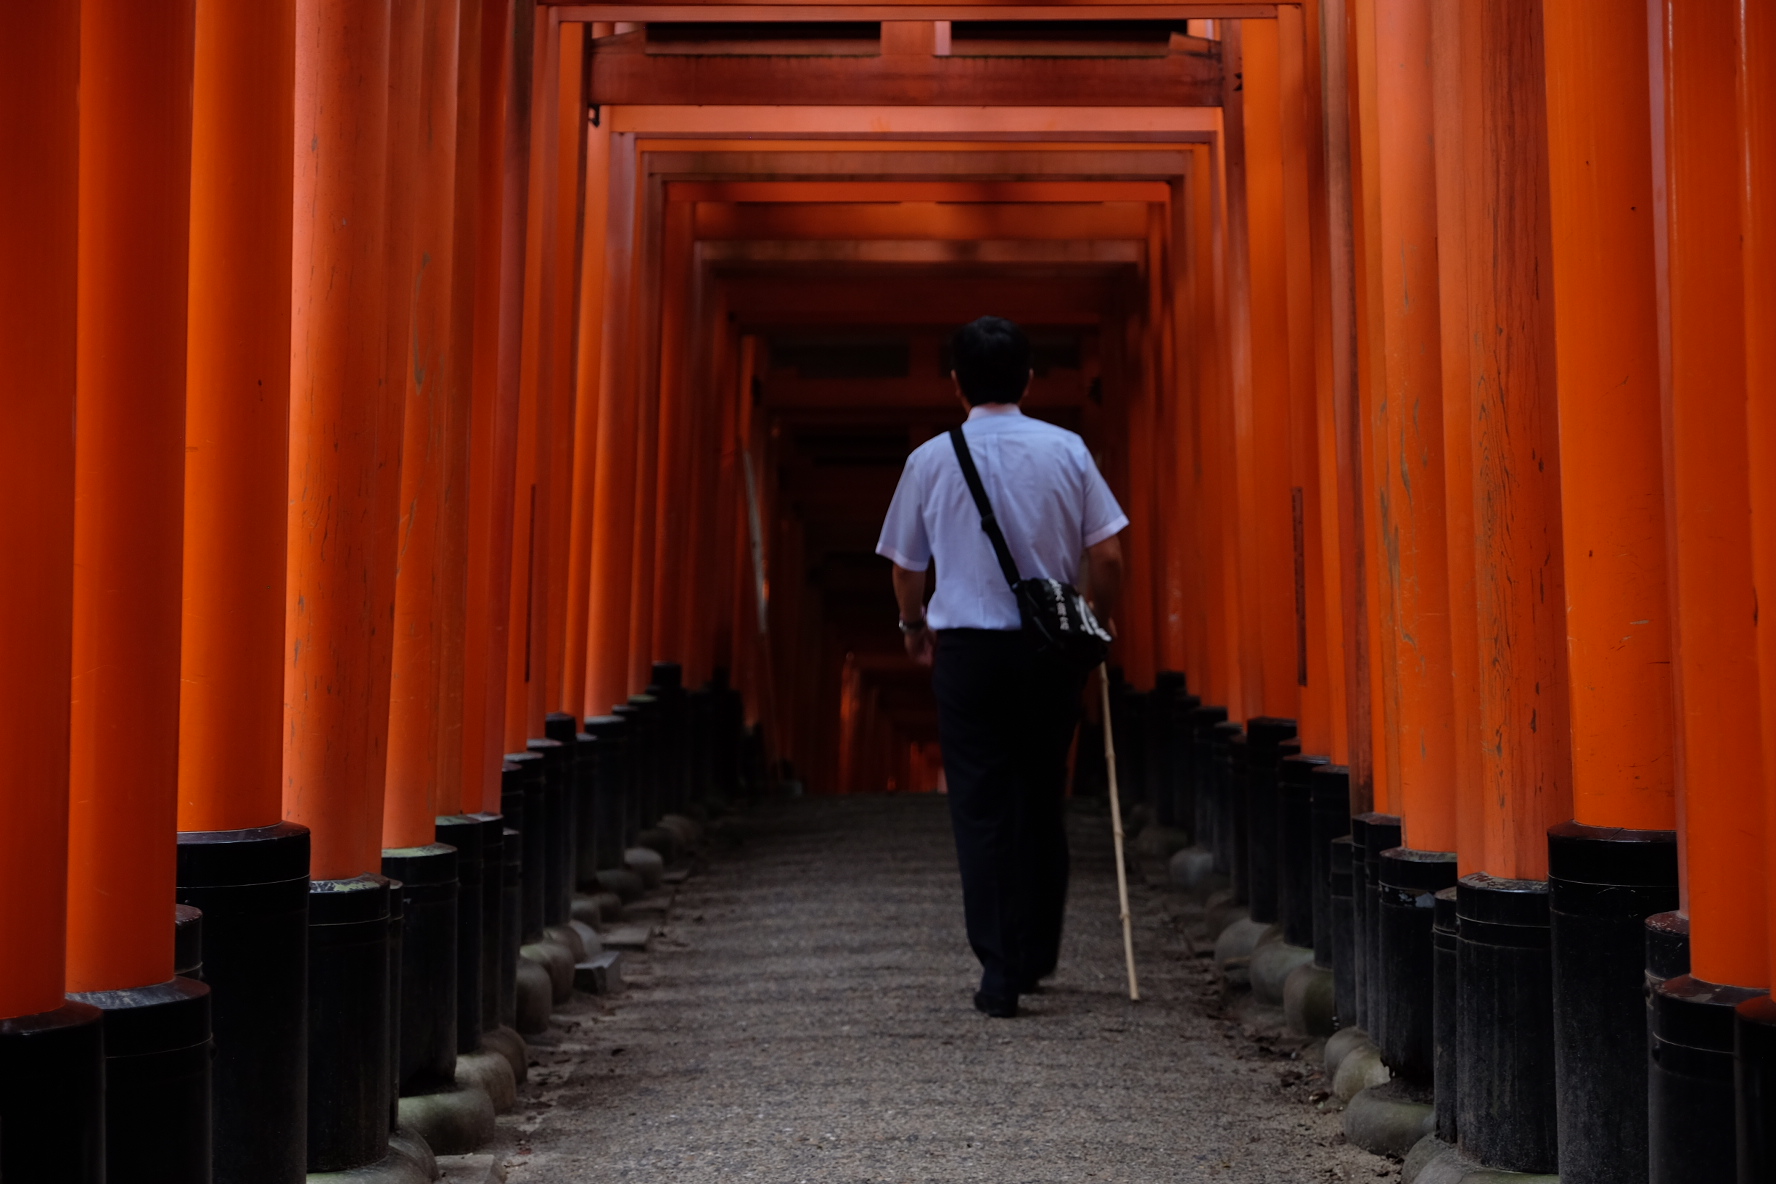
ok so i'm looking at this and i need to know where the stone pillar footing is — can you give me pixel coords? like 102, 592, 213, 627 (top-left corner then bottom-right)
0, 1000, 105, 1183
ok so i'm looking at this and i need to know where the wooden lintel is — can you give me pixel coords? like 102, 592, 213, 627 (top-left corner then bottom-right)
590, 44, 1222, 106
668, 179, 1173, 202
699, 239, 1144, 263
693, 200, 1153, 240
554, 4, 1277, 16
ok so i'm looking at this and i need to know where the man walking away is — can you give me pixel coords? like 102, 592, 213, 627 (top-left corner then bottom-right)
875, 316, 1128, 1018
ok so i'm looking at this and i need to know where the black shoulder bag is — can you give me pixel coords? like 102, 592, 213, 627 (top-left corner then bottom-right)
949, 426, 1113, 679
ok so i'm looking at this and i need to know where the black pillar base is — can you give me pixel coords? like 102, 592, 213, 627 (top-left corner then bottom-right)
1376, 848, 1457, 1085
1208, 719, 1241, 882
1149, 673, 1185, 827
525, 737, 570, 928
1352, 813, 1402, 1037
1242, 717, 1298, 926
582, 715, 629, 874
70, 976, 212, 1184
1650, 973, 1759, 1184
610, 701, 648, 847
1455, 873, 1557, 1174
1547, 820, 1679, 1184
504, 750, 547, 941
1737, 994, 1776, 1184
382, 842, 458, 1096
175, 904, 202, 978
1349, 816, 1370, 1032
176, 820, 310, 1184
1188, 706, 1229, 866
1279, 754, 1329, 948
435, 817, 483, 1056
1309, 766, 1351, 970
0, 1000, 105, 1182
384, 882, 403, 1134
627, 694, 664, 834
467, 814, 504, 1039
648, 662, 689, 818
545, 712, 587, 900
498, 825, 522, 1030
307, 874, 393, 1173
1433, 887, 1458, 1142
568, 727, 599, 891
1158, 674, 1199, 834
1329, 836, 1357, 1028
1227, 731, 1250, 904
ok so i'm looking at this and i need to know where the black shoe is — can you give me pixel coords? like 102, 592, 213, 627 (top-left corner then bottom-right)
973, 990, 1018, 1018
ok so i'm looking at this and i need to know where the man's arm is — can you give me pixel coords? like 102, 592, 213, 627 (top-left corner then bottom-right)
892, 564, 935, 665
1084, 534, 1124, 633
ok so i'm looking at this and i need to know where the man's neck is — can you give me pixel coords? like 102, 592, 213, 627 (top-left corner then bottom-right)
966, 402, 1023, 421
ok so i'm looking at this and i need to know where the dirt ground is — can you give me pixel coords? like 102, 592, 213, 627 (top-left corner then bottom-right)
440, 794, 1399, 1183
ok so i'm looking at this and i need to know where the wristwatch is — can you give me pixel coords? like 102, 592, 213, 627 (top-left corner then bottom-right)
898, 617, 927, 634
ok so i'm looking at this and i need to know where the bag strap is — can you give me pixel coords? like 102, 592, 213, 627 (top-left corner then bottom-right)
949, 426, 1023, 591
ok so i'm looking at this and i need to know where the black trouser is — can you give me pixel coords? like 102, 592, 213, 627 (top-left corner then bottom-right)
934, 628, 1086, 1000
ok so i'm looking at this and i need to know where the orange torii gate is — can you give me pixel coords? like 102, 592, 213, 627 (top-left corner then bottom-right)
3, 3, 1776, 1182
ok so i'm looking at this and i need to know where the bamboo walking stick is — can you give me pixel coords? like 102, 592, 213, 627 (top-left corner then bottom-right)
1098, 664, 1140, 1001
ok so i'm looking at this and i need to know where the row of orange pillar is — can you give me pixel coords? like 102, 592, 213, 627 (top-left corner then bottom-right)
1150, 3, 1772, 1181
0, 1, 712, 1179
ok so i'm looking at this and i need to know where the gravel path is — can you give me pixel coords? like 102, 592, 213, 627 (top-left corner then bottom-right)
481, 795, 1393, 1183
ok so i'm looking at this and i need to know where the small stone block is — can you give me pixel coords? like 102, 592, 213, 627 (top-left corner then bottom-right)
623, 846, 665, 888
1250, 940, 1315, 1005
568, 919, 602, 953
602, 924, 653, 951
1344, 1082, 1435, 1159
661, 868, 690, 885
574, 950, 624, 994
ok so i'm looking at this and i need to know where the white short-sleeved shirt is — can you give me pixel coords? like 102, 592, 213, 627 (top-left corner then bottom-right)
876, 404, 1129, 631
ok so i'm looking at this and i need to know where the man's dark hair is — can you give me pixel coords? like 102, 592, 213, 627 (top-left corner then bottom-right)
951, 316, 1032, 405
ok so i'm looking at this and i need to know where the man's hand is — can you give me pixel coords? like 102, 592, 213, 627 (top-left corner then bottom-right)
903, 624, 935, 666
892, 563, 935, 667
1084, 534, 1125, 634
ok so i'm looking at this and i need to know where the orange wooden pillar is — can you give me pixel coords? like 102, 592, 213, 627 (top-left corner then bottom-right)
383, 0, 473, 1102
1350, 0, 1456, 856
462, 0, 524, 816
544, 22, 587, 715
287, 0, 402, 1169
504, 3, 556, 756
1536, 5, 1680, 1180
1277, 3, 1339, 766
1642, 2, 1766, 1178
562, 89, 612, 722
1425, 0, 1482, 875
64, 0, 212, 1173
650, 200, 696, 676
177, 1, 310, 1179
1339, 0, 1459, 1094
443, 0, 486, 821
1316, 0, 1371, 803
1429, 0, 1571, 1172
627, 251, 666, 697
1239, 18, 1303, 727
66, 0, 195, 1003
1344, 0, 1391, 820
583, 133, 642, 720
1649, 0, 1764, 990
1216, 33, 1266, 724
1739, 3, 1776, 1173
1188, 143, 1242, 715
288, 0, 396, 883
0, 7, 103, 1178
